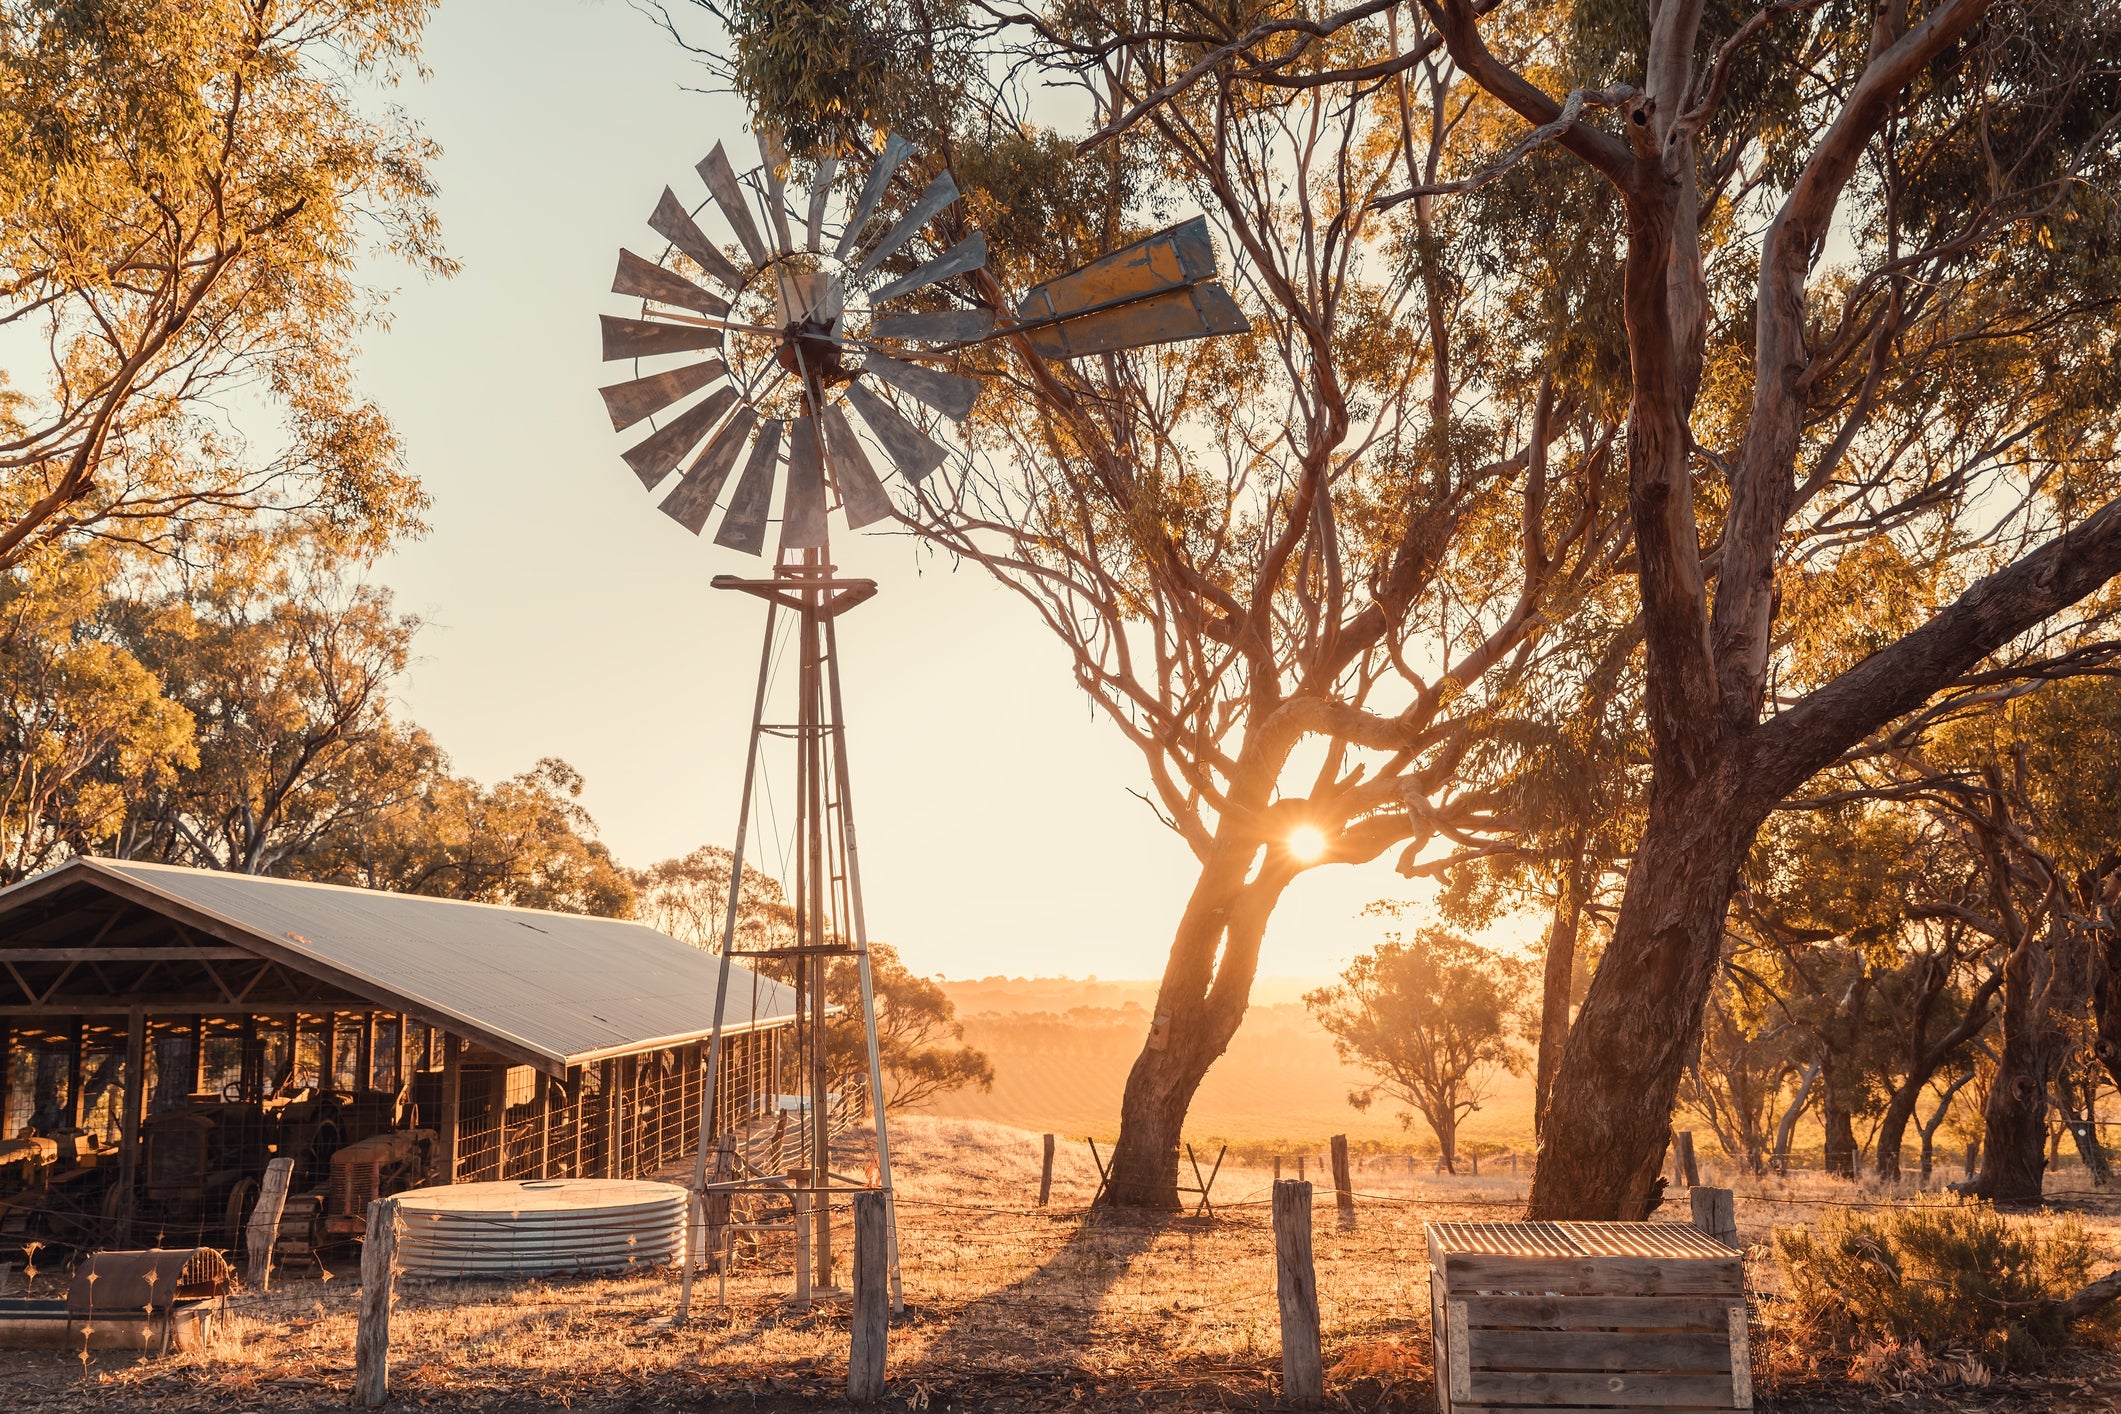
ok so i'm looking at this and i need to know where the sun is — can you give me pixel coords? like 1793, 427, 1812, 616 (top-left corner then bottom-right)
1285, 824, 1329, 863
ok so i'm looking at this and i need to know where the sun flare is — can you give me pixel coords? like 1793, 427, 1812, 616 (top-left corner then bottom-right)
1285, 824, 1329, 863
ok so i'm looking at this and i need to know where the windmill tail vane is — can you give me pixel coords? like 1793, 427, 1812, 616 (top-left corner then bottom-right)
598, 129, 1250, 555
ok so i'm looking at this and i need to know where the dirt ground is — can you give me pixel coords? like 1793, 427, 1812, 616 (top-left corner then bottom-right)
3, 1116, 2118, 1412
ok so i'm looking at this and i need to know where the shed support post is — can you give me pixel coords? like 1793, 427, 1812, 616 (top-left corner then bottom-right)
116, 1005, 145, 1242
601, 1059, 620, 1178
537, 1074, 553, 1179
570, 1068, 585, 1177
437, 1032, 461, 1184
68, 1020, 84, 1130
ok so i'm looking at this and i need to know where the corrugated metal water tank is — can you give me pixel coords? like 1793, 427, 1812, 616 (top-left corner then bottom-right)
394, 1179, 688, 1278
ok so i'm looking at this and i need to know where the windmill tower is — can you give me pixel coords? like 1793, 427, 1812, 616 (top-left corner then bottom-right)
595, 129, 1249, 1313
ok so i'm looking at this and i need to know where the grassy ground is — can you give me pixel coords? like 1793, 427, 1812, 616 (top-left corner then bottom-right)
3, 1116, 2118, 1412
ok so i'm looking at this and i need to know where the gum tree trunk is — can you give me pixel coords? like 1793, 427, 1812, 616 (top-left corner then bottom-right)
1874, 964, 2000, 1183
1534, 862, 1589, 1137
1101, 853, 1292, 1209
1975, 912, 2065, 1207
1527, 760, 1764, 1219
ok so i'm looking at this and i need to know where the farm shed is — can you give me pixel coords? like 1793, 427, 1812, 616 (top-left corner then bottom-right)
0, 857, 799, 1254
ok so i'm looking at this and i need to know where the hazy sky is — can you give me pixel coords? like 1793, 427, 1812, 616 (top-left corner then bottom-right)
355, 0, 1439, 981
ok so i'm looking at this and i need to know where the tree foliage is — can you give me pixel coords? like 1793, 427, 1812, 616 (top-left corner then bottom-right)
828, 942, 995, 1112
0, 0, 447, 566
1306, 922, 1532, 1169
683, 0, 2121, 1212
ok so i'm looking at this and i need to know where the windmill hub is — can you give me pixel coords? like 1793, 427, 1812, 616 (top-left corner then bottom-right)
776, 319, 851, 384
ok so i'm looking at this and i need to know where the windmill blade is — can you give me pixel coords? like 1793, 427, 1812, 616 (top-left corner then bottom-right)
834, 133, 915, 259
780, 414, 828, 550
804, 157, 839, 252
822, 405, 895, 529
697, 142, 771, 266
659, 408, 759, 534
621, 386, 738, 489
600, 314, 722, 361
870, 309, 995, 345
715, 419, 783, 555
614, 250, 730, 318
648, 188, 747, 291
853, 171, 961, 281
868, 233, 988, 307
599, 359, 727, 431
845, 380, 949, 482
1024, 281, 1250, 360
1017, 215, 1222, 326
757, 130, 796, 254
861, 352, 982, 422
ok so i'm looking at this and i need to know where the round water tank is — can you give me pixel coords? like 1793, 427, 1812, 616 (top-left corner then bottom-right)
392, 1179, 688, 1278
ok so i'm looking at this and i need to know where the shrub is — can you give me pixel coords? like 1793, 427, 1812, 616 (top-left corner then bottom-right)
1771, 1200, 2104, 1377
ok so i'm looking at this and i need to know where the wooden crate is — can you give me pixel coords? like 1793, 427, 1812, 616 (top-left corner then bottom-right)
1427, 1221, 1749, 1412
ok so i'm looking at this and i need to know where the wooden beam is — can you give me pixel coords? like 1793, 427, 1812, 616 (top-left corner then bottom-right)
437, 1033, 461, 1184
117, 1005, 145, 1242
0, 947, 253, 962
570, 1068, 584, 1178
537, 1075, 552, 1179
601, 1059, 620, 1178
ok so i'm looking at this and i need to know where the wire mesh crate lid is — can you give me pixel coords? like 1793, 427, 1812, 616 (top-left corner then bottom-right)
1428, 1220, 1738, 1259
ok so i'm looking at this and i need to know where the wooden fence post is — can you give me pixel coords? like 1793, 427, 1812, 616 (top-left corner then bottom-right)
354, 1198, 399, 1407
1273, 1155, 1282, 1181
246, 1156, 296, 1292
1039, 1133, 1056, 1207
1689, 1187, 1738, 1248
1675, 1131, 1700, 1188
1273, 1180, 1323, 1407
1297, 1153, 1306, 1180
848, 1191, 888, 1402
1964, 1142, 1979, 1182
1328, 1134, 1353, 1222
793, 1186, 813, 1308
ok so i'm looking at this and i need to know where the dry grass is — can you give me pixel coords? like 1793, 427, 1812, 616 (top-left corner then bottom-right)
3, 1117, 2118, 1412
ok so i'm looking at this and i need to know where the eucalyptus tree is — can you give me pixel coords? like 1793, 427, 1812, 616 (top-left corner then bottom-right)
681, 0, 2121, 1214
0, 0, 445, 567
672, 0, 1637, 1206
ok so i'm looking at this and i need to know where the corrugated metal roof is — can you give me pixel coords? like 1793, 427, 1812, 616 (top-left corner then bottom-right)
1, 858, 797, 1072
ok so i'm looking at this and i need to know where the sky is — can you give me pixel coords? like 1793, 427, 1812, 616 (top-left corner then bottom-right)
353, 0, 1440, 982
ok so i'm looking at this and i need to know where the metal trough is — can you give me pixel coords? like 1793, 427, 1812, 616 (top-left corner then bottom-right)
0, 1246, 232, 1353
0, 1295, 221, 1351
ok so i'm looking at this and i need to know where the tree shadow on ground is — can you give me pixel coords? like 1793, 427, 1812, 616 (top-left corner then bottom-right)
899, 1207, 1177, 1377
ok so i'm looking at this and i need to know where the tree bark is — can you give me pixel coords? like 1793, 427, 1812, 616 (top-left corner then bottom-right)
1818, 973, 1868, 1179
1534, 863, 1587, 1137
2095, 901, 2121, 1093
1820, 1078, 1859, 1178
1528, 761, 1760, 1219
1103, 860, 1290, 1208
1874, 964, 2000, 1183
1976, 914, 2062, 1207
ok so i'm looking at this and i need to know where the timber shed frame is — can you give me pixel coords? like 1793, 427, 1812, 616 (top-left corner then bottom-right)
0, 858, 799, 1249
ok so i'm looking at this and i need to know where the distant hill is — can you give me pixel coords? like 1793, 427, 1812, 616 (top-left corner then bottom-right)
929, 975, 1538, 1153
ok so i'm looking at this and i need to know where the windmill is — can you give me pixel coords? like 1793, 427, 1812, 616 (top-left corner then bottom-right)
596, 129, 1247, 1315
